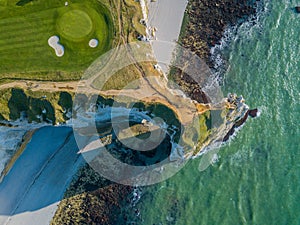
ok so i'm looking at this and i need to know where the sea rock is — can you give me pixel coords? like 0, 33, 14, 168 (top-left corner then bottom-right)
248, 108, 258, 118
191, 94, 251, 156
295, 6, 300, 13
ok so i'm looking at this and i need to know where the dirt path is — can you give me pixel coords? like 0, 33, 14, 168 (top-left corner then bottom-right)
0, 75, 230, 126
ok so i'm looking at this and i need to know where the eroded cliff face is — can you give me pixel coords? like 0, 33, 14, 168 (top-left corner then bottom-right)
192, 94, 253, 157
0, 86, 254, 160
0, 88, 74, 125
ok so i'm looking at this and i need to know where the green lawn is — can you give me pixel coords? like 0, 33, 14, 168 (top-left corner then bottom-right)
57, 9, 94, 41
0, 0, 115, 82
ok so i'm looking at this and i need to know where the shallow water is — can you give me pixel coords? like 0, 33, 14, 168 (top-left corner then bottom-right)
136, 1, 300, 224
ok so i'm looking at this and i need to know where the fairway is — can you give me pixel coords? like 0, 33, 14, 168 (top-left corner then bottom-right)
0, 0, 115, 82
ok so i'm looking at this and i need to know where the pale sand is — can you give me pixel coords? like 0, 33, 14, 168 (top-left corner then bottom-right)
48, 36, 64, 57
0, 127, 84, 225
0, 121, 47, 178
89, 38, 98, 48
147, 0, 188, 73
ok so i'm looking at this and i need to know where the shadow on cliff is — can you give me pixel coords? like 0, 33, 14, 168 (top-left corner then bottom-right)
8, 88, 56, 123
0, 124, 173, 218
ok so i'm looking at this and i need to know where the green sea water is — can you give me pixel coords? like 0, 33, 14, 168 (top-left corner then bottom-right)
136, 1, 300, 224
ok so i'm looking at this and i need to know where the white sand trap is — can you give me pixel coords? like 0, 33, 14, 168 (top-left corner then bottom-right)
89, 38, 98, 48
48, 36, 64, 57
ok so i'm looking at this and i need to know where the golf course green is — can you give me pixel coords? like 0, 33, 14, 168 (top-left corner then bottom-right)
0, 0, 115, 82
57, 10, 93, 41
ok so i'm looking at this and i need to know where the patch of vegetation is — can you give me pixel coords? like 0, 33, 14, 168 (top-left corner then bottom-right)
51, 163, 133, 225
64, 164, 112, 198
0, 88, 74, 124
57, 9, 93, 41
100, 64, 141, 91
146, 103, 181, 130
181, 111, 211, 152
16, 0, 33, 6
122, 0, 146, 42
8, 88, 29, 120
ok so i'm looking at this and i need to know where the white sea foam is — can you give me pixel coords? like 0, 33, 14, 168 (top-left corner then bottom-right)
210, 0, 268, 80
195, 2, 269, 159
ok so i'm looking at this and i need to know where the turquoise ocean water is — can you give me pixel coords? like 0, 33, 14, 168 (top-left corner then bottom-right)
135, 1, 300, 224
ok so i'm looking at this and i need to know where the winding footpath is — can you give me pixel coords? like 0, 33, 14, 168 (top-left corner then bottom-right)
0, 73, 218, 126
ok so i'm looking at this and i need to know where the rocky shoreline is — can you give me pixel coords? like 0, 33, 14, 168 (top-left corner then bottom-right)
180, 0, 260, 66
172, 0, 261, 103
171, 0, 261, 142
50, 1, 262, 224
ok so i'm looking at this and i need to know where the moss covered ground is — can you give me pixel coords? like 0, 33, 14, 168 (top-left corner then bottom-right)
0, 88, 74, 124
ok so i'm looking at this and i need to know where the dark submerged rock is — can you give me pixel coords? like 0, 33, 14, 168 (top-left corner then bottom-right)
223, 108, 258, 142
248, 108, 258, 118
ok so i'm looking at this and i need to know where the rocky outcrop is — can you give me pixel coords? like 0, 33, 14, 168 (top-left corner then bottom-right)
191, 93, 251, 157
249, 108, 258, 118
169, 0, 260, 153
223, 107, 258, 142
52, 182, 133, 225
180, 0, 259, 65
51, 163, 142, 225
0, 86, 253, 160
172, 0, 259, 102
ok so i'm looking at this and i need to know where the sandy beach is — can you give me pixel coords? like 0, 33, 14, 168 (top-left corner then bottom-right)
0, 127, 84, 225
147, 0, 188, 72
0, 122, 48, 177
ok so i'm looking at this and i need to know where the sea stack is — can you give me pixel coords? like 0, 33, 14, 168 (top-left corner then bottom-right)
248, 108, 258, 118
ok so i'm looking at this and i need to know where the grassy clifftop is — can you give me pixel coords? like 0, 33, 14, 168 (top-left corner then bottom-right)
0, 88, 74, 124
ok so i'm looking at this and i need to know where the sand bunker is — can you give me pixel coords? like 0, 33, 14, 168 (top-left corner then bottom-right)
48, 36, 64, 57
89, 38, 98, 48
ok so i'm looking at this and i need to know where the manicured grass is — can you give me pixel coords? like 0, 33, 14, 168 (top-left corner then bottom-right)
57, 9, 93, 41
0, 0, 115, 81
